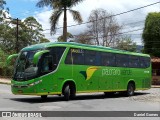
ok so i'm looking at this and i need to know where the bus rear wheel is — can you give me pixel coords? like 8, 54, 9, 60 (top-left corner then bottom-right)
126, 83, 135, 96
63, 85, 70, 101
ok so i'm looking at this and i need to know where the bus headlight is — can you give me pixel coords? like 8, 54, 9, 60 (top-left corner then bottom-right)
28, 83, 34, 87
28, 80, 42, 87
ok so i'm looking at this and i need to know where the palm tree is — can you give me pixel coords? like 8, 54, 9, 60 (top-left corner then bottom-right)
36, 0, 84, 42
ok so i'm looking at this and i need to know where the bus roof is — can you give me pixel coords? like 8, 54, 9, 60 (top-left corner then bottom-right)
21, 42, 149, 57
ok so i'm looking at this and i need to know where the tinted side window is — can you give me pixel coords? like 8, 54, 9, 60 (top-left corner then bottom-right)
129, 56, 140, 68
116, 54, 129, 67
139, 57, 150, 68
65, 48, 84, 65
84, 50, 97, 65
49, 47, 66, 65
101, 52, 116, 66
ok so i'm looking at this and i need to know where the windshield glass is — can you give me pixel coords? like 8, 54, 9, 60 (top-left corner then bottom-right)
14, 50, 38, 81
13, 47, 66, 81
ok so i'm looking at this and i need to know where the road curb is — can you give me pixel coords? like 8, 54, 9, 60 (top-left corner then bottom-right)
0, 81, 11, 85
151, 85, 160, 88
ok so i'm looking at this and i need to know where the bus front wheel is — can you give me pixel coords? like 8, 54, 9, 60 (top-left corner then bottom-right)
63, 85, 70, 101
126, 83, 135, 96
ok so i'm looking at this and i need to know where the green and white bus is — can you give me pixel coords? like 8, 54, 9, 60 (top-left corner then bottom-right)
8, 42, 151, 100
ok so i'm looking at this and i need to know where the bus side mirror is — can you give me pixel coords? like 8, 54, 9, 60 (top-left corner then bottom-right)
7, 54, 18, 65
33, 50, 49, 64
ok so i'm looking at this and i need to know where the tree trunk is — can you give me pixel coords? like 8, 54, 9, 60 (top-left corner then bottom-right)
63, 6, 67, 42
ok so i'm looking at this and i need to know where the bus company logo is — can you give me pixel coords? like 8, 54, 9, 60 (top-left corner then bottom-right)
80, 66, 99, 80
102, 68, 121, 76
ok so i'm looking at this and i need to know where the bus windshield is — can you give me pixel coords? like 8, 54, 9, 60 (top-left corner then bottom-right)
13, 47, 66, 81
14, 50, 38, 81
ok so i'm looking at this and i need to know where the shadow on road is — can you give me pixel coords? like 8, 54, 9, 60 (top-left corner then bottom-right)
9, 92, 150, 104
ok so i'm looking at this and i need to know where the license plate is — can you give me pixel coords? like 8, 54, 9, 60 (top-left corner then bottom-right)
18, 90, 23, 93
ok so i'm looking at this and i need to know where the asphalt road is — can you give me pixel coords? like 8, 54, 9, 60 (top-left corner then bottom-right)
0, 84, 159, 120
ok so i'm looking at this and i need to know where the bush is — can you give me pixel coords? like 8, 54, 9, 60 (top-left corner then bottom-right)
0, 66, 14, 77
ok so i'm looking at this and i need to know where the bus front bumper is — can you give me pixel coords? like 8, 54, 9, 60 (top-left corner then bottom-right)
11, 79, 41, 95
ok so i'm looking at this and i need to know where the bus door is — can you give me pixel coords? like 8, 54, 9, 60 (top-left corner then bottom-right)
38, 53, 55, 93
38, 47, 66, 93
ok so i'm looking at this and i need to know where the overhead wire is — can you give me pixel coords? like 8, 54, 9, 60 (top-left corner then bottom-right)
43, 1, 160, 31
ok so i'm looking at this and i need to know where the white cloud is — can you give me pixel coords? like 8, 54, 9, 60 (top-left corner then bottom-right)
34, 0, 160, 44
22, 0, 39, 2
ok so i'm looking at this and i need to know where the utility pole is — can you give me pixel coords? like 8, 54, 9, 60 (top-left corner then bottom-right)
12, 18, 21, 53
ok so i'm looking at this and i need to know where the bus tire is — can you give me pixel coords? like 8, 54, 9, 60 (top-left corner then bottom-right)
63, 85, 70, 101
70, 86, 76, 99
41, 95, 47, 100
126, 83, 135, 96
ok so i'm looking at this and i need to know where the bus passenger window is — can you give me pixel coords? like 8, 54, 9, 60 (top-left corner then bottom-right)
129, 56, 139, 68
139, 57, 150, 68
101, 52, 116, 67
84, 50, 96, 65
116, 54, 129, 67
65, 48, 84, 65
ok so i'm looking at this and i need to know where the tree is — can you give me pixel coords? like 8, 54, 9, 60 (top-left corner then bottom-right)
0, 48, 6, 67
87, 8, 122, 47
36, 0, 84, 42
23, 16, 45, 44
116, 36, 136, 52
0, 16, 49, 53
74, 32, 93, 44
57, 32, 74, 42
142, 12, 160, 57
0, 48, 14, 77
0, 24, 15, 53
0, 0, 9, 23
40, 38, 50, 43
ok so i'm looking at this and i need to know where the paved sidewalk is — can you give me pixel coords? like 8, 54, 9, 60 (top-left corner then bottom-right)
0, 78, 11, 85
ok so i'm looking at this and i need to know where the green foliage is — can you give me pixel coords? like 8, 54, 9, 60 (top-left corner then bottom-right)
0, 66, 13, 77
40, 38, 50, 43
142, 12, 160, 57
116, 36, 137, 52
0, 0, 9, 23
0, 48, 13, 77
0, 24, 18, 53
0, 48, 6, 67
0, 16, 49, 53
57, 32, 74, 42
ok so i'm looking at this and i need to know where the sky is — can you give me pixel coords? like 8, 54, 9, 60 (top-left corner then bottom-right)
5, 0, 160, 45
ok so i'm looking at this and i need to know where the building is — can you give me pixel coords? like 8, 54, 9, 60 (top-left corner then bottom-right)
151, 57, 160, 85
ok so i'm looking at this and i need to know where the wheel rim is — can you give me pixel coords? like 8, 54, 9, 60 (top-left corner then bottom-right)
128, 85, 134, 95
